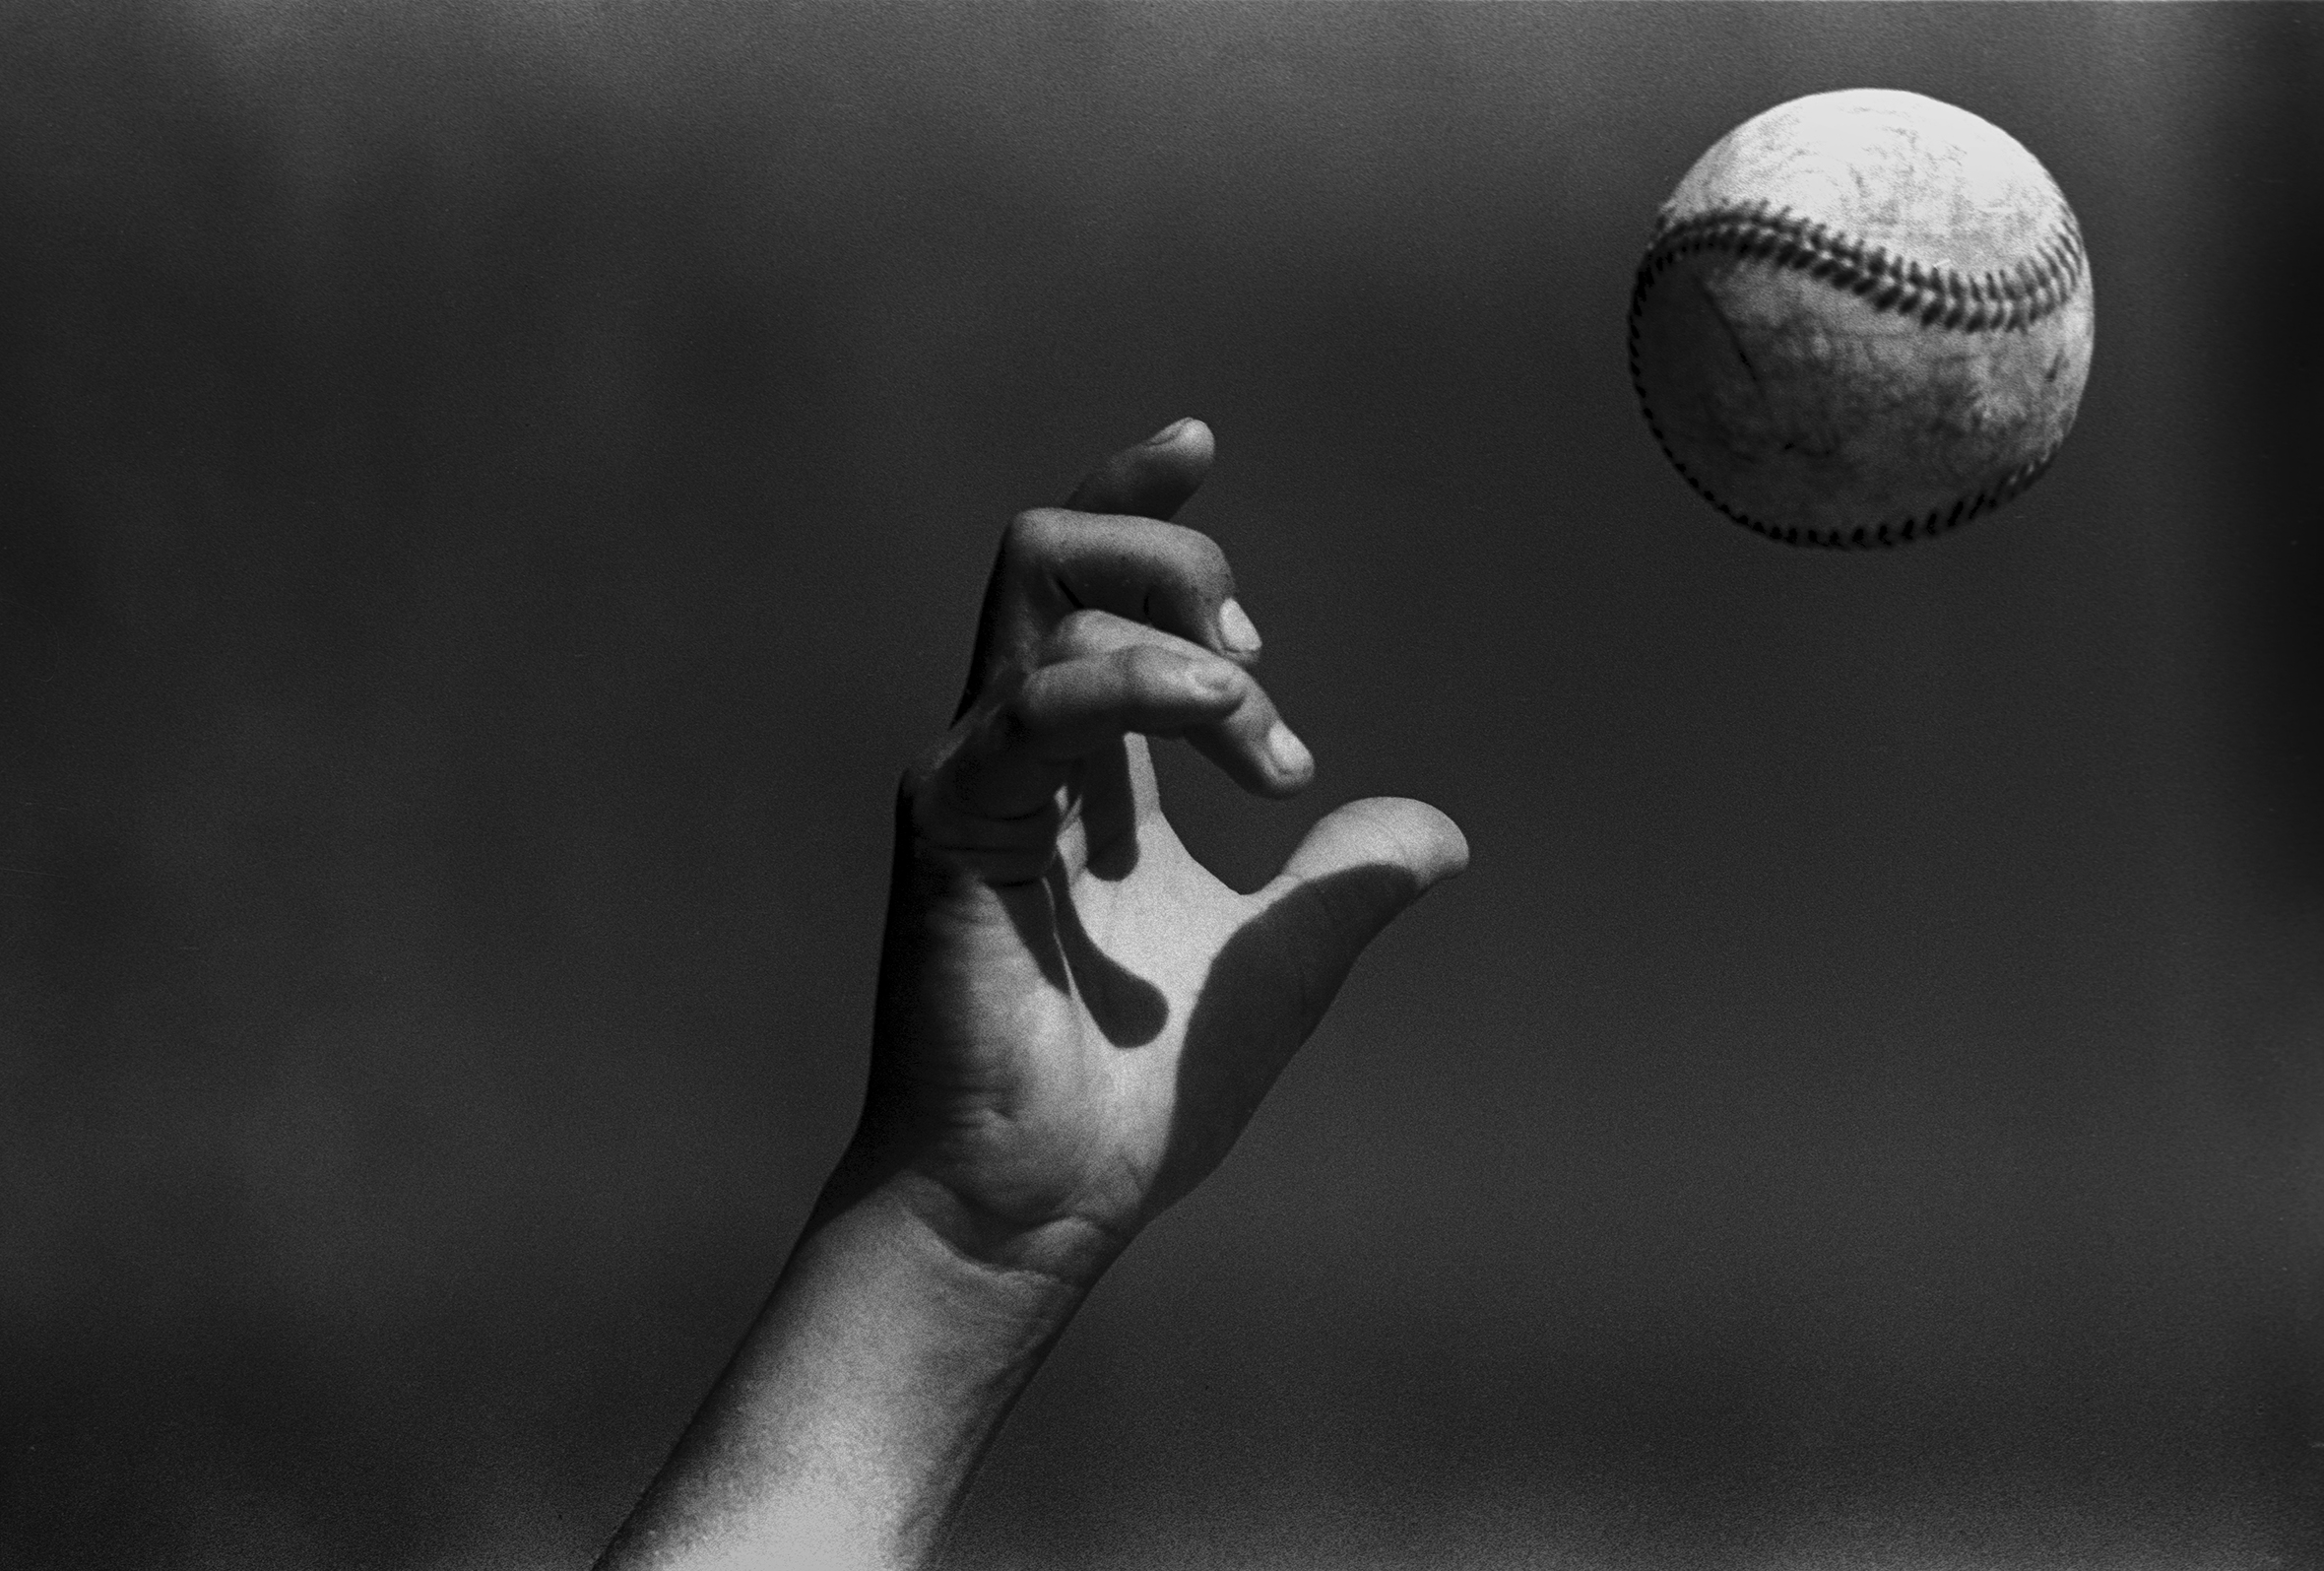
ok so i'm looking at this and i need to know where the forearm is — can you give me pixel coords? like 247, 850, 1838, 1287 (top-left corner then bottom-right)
595, 1178, 1096, 1571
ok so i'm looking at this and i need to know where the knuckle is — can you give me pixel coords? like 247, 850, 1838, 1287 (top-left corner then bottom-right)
1002, 507, 1073, 563
1123, 642, 1235, 701
1171, 525, 1236, 599
1190, 527, 1233, 581
1047, 607, 1119, 656
902, 727, 968, 797
1115, 641, 1182, 682
995, 682, 1045, 736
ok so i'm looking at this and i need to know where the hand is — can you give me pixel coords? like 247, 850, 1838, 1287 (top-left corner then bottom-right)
595, 421, 1467, 1571
830, 419, 1468, 1287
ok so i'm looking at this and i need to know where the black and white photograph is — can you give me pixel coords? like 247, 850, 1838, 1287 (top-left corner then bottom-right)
1, 5, 2317, 1568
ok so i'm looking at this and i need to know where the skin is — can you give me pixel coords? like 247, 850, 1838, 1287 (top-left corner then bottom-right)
595, 420, 1468, 1571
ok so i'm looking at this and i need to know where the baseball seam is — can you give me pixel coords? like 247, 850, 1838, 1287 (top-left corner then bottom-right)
1627, 200, 2086, 549
1639, 201, 2087, 333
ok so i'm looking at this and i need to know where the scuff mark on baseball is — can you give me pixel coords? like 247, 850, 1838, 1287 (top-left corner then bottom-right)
1630, 89, 2096, 549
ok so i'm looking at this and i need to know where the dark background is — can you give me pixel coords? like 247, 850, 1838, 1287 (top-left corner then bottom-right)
2, 5, 2318, 1568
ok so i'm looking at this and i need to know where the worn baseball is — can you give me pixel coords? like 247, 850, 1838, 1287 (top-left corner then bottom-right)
1629, 89, 2094, 548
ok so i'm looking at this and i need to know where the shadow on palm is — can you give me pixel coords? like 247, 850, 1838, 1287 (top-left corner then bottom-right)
1026, 813, 1423, 1211
1154, 861, 1418, 1207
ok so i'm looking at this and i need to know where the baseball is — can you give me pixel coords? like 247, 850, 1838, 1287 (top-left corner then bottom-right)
1629, 89, 2095, 548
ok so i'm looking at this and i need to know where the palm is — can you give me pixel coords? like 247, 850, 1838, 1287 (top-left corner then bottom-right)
912, 737, 1284, 1235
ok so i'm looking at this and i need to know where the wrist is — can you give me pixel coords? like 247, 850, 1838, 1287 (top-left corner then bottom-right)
600, 1169, 1106, 1570
812, 1152, 1135, 1299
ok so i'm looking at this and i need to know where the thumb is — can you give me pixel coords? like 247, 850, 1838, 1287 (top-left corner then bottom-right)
1253, 797, 1468, 1008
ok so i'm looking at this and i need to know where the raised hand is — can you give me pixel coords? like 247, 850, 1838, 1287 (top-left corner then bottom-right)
829, 418, 1468, 1286
598, 422, 1464, 1571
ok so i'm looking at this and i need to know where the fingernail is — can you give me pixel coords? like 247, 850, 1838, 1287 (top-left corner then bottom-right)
1217, 598, 1262, 655
1265, 721, 1312, 780
1144, 418, 1191, 447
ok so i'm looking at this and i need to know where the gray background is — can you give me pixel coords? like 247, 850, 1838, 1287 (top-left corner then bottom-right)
2, 4, 2318, 1568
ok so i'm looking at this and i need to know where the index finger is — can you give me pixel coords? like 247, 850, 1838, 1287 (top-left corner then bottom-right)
1065, 417, 1214, 519
955, 427, 1258, 715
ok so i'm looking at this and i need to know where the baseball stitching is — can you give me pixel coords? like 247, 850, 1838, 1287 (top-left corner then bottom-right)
1629, 201, 2088, 549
